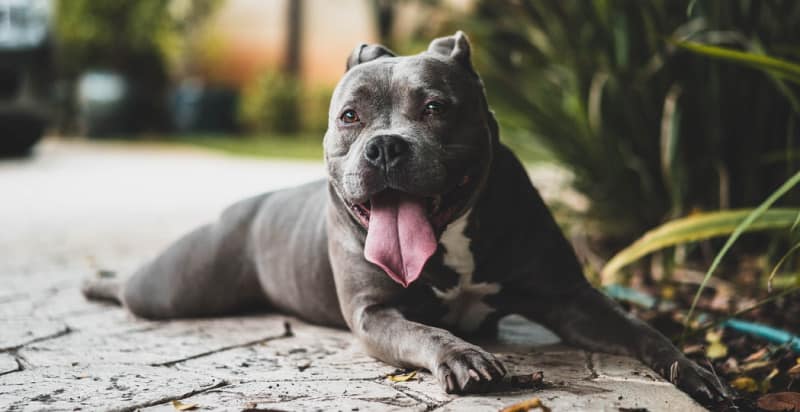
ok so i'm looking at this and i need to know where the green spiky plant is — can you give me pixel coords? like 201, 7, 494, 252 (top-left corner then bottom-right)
437, 0, 800, 242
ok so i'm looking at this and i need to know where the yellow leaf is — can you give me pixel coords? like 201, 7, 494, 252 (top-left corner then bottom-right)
600, 209, 800, 283
661, 285, 676, 300
762, 368, 780, 393
730, 376, 759, 393
500, 397, 551, 412
387, 370, 418, 382
705, 329, 728, 359
705, 329, 723, 343
171, 400, 199, 411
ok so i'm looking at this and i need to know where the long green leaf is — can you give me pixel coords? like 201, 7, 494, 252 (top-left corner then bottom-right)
601, 208, 800, 283
684, 170, 800, 337
673, 40, 800, 85
768, 243, 800, 292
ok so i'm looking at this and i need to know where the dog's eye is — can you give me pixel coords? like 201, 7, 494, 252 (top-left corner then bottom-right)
423, 101, 445, 116
340, 109, 360, 124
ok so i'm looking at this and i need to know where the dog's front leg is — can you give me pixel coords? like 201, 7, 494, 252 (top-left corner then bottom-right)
346, 298, 507, 393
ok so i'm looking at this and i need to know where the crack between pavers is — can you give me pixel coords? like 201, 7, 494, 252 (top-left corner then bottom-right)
0, 355, 22, 376
388, 384, 444, 411
0, 324, 73, 353
109, 379, 229, 412
153, 322, 294, 367
583, 351, 599, 380
428, 398, 456, 411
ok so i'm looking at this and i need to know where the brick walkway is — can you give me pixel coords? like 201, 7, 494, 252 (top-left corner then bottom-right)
0, 140, 706, 411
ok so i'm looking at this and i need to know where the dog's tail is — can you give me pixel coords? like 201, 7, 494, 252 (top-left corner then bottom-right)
81, 270, 123, 305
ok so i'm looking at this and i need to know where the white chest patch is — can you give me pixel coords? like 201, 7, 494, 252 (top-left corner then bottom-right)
433, 210, 501, 333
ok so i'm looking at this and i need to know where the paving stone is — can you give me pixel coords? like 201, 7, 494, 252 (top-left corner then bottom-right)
0, 364, 223, 412
173, 322, 399, 383
0, 318, 70, 351
593, 352, 671, 384
19, 315, 290, 367
139, 380, 427, 412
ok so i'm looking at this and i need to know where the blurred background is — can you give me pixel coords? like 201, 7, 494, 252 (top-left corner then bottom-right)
2, 0, 800, 403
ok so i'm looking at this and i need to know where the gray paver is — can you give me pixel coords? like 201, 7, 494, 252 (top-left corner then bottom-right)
0, 140, 707, 411
0, 364, 223, 412
0, 318, 70, 351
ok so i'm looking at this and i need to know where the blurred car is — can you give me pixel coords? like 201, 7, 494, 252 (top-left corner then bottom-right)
0, 0, 52, 155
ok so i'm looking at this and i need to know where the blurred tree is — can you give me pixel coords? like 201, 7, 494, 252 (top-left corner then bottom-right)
370, 0, 396, 48
54, 0, 222, 134
281, 0, 303, 133
285, 0, 303, 76
436, 0, 800, 242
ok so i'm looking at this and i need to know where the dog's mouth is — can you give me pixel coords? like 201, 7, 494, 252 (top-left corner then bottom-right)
351, 175, 471, 229
348, 175, 473, 288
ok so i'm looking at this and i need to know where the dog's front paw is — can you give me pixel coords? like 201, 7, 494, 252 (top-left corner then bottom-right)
434, 343, 507, 393
665, 357, 732, 405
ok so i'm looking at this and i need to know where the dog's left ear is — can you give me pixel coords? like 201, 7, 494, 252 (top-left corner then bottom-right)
346, 43, 395, 71
427, 31, 475, 74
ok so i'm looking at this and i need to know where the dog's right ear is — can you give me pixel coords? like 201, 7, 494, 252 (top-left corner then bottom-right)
346, 44, 395, 71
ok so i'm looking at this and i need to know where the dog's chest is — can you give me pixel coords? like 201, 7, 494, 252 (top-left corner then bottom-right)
432, 211, 501, 333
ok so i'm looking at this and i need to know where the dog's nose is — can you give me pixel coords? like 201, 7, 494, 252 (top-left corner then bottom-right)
364, 135, 409, 168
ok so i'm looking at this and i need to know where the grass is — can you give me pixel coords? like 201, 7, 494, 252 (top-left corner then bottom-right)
121, 132, 553, 164
164, 134, 324, 161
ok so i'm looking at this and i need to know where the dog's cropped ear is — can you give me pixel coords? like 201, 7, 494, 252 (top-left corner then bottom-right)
346, 43, 395, 71
427, 31, 475, 74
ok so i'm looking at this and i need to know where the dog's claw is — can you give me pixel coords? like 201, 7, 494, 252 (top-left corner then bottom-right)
434, 344, 506, 393
664, 357, 733, 406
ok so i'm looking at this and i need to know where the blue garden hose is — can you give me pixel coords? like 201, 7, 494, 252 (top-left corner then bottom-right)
722, 318, 800, 353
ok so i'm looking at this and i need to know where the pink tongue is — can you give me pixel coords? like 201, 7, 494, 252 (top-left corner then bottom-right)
364, 190, 437, 287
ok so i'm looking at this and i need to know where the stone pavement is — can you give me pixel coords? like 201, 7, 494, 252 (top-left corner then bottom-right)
0, 139, 706, 411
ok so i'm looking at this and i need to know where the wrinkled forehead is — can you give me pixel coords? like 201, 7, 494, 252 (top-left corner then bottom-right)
331, 55, 466, 105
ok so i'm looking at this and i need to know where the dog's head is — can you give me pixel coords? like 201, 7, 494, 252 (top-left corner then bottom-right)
324, 31, 497, 287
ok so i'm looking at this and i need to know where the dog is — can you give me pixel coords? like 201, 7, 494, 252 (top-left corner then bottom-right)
83, 31, 729, 404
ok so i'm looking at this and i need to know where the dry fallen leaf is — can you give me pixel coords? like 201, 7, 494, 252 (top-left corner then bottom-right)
757, 392, 800, 412
682, 344, 704, 356
741, 360, 774, 374
500, 397, 551, 412
387, 370, 418, 382
789, 363, 800, 379
705, 330, 728, 359
730, 376, 759, 393
171, 400, 199, 411
743, 347, 769, 363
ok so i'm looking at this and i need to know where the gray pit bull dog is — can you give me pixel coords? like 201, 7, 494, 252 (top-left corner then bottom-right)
83, 32, 730, 404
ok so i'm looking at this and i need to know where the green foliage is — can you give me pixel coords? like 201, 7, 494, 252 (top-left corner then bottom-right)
53, 0, 222, 133
238, 71, 302, 135
168, 134, 323, 160
55, 0, 222, 76
443, 0, 800, 240
684, 169, 800, 333
54, 0, 173, 76
239, 70, 333, 136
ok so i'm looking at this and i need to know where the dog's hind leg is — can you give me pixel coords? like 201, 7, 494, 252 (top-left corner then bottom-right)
83, 194, 269, 319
